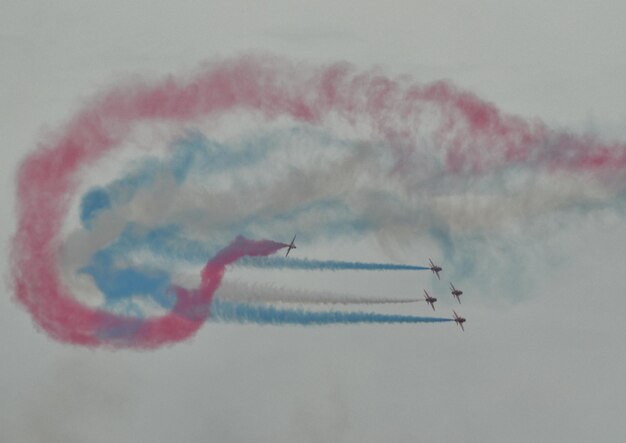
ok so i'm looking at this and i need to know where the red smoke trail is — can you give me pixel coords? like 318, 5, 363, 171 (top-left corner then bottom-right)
13, 57, 310, 348
12, 55, 626, 348
129, 237, 286, 348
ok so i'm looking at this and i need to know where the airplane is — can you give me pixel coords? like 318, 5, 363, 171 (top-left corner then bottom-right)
450, 282, 463, 304
423, 289, 437, 311
285, 234, 297, 257
428, 258, 442, 280
453, 310, 466, 331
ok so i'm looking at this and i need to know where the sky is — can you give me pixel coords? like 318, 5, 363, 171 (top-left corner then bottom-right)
2, 1, 626, 442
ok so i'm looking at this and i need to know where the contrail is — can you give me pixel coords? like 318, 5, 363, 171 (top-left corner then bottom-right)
216, 281, 424, 305
211, 300, 451, 326
235, 256, 429, 271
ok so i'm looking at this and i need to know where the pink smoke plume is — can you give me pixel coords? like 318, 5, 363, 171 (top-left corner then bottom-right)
12, 55, 626, 348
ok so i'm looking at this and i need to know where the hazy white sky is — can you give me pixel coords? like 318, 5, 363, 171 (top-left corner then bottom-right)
2, 1, 626, 442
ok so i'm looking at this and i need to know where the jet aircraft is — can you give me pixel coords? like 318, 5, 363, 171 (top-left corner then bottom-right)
423, 289, 437, 311
450, 283, 463, 304
285, 234, 297, 257
428, 258, 442, 280
453, 310, 466, 331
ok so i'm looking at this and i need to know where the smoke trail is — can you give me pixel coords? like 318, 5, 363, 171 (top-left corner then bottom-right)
216, 281, 424, 305
235, 256, 429, 271
211, 299, 451, 325
79, 127, 350, 230
13, 54, 626, 348
14, 233, 287, 348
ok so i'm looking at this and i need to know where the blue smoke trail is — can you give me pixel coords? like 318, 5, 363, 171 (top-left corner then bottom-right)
78, 250, 174, 316
80, 132, 274, 228
236, 256, 429, 271
80, 127, 355, 229
211, 300, 452, 325
81, 158, 160, 229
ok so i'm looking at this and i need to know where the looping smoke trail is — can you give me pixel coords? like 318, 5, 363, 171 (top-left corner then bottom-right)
16, 235, 286, 348
12, 54, 626, 348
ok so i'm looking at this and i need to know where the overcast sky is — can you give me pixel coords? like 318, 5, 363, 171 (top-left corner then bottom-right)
2, 1, 626, 442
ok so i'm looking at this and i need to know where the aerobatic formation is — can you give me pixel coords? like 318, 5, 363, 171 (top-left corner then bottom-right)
12, 55, 626, 348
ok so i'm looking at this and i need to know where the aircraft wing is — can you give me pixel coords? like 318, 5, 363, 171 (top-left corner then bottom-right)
460, 323, 464, 331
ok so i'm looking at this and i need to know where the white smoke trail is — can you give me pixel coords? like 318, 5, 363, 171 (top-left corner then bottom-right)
215, 281, 424, 305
